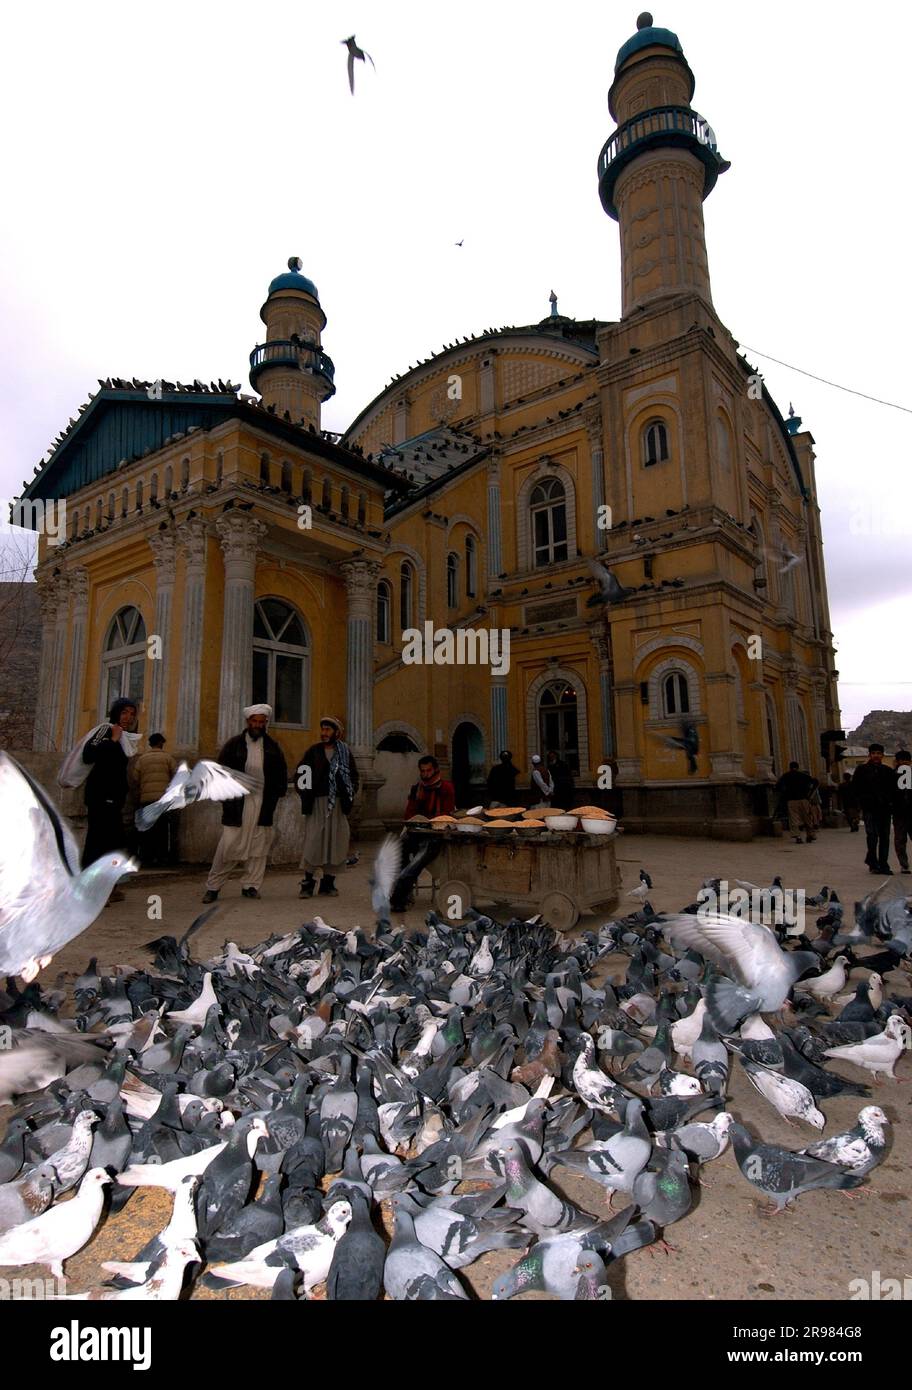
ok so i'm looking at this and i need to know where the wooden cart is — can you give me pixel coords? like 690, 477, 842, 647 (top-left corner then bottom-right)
410, 827, 622, 931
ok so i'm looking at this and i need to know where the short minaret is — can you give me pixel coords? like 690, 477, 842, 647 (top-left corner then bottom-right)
249, 257, 336, 428
598, 13, 730, 316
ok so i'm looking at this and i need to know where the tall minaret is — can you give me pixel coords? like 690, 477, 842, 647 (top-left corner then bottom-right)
598, 14, 730, 316
249, 257, 336, 428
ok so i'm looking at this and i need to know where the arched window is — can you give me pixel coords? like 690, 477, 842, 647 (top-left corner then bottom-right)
643, 419, 669, 466
377, 731, 419, 753
465, 534, 477, 597
252, 598, 308, 725
259, 454, 270, 485
150, 472, 159, 501
134, 482, 143, 510
280, 460, 292, 493
400, 561, 414, 631
102, 606, 146, 714
538, 681, 579, 774
121, 487, 129, 517
164, 465, 173, 496
180, 457, 190, 490
447, 553, 459, 608
787, 695, 810, 769
301, 470, 312, 505
357, 492, 367, 525
377, 580, 392, 643
662, 670, 690, 717
340, 485, 350, 519
530, 477, 568, 567
321, 477, 332, 509
715, 413, 732, 470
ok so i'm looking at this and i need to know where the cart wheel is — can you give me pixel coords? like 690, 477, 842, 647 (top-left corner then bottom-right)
541, 891, 579, 932
434, 879, 472, 920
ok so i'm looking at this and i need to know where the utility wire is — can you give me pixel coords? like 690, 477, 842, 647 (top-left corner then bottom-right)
740, 345, 912, 416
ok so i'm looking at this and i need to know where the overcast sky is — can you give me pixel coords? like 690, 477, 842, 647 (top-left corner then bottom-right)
1, 0, 909, 731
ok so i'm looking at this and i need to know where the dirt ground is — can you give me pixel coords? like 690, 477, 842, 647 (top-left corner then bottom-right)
5, 822, 910, 1301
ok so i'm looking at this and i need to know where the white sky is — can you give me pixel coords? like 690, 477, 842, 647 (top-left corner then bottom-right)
1, 0, 910, 731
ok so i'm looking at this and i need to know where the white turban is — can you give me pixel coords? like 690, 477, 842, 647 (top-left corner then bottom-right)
243, 704, 272, 721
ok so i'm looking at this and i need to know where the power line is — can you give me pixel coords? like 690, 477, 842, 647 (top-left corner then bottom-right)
740, 345, 912, 416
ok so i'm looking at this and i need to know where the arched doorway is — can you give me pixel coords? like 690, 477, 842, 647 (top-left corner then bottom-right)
538, 681, 579, 773
451, 722, 485, 806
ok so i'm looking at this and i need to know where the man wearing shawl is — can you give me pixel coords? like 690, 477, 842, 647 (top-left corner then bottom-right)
295, 716, 359, 897
202, 704, 287, 902
77, 696, 140, 876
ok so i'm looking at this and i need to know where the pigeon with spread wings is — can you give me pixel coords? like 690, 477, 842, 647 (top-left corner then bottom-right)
135, 760, 259, 832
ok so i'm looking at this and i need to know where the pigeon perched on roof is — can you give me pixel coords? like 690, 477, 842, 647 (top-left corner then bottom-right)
0, 753, 137, 981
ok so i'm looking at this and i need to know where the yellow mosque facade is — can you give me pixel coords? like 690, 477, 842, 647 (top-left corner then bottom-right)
19, 15, 841, 842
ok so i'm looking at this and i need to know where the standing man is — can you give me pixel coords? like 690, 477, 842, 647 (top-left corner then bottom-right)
486, 750, 519, 807
546, 749, 575, 807
852, 743, 895, 875
893, 750, 912, 874
203, 704, 287, 902
296, 716, 359, 898
390, 755, 457, 913
81, 698, 139, 894
131, 733, 178, 867
530, 754, 554, 806
773, 761, 819, 845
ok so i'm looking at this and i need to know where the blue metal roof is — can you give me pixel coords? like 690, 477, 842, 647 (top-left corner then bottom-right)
268, 270, 319, 299
615, 24, 684, 71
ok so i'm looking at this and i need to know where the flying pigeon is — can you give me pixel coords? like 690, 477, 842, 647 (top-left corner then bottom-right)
662, 722, 700, 774
586, 559, 634, 608
369, 835, 402, 928
135, 761, 259, 831
0, 753, 137, 981
342, 35, 375, 94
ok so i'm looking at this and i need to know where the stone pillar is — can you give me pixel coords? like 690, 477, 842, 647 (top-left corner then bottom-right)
62, 568, 89, 750
491, 677, 508, 755
34, 572, 60, 750
339, 557, 383, 833
42, 573, 70, 751
587, 419, 608, 553
175, 516, 209, 751
216, 512, 266, 746
147, 529, 178, 737
487, 458, 503, 577
592, 627, 615, 759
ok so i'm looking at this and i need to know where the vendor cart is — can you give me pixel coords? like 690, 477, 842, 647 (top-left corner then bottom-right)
408, 827, 621, 931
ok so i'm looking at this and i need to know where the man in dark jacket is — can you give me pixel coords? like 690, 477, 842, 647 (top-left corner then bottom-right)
837, 772, 861, 832
392, 756, 456, 913
893, 750, 911, 873
546, 750, 575, 807
852, 743, 895, 874
295, 716, 359, 898
486, 750, 519, 807
82, 697, 137, 884
773, 761, 818, 844
203, 704, 287, 901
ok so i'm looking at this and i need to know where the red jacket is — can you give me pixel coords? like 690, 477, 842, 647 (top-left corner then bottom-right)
405, 777, 456, 820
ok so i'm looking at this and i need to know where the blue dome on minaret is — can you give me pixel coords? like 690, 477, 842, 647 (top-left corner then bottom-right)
615, 12, 684, 71
267, 257, 320, 300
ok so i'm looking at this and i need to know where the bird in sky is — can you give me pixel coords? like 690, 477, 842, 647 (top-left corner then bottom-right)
342, 35, 375, 94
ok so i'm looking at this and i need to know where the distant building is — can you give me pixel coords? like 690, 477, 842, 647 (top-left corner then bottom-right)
16, 16, 840, 842
0, 582, 40, 749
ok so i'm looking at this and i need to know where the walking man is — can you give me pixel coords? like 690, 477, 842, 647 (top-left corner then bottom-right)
773, 760, 819, 844
131, 733, 178, 866
203, 704, 287, 902
893, 750, 912, 874
295, 716, 359, 898
852, 743, 895, 875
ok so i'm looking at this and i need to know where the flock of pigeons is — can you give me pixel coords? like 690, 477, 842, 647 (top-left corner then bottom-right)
0, 753, 909, 1298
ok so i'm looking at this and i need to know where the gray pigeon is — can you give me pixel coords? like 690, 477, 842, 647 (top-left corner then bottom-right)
0, 1167, 56, 1234
729, 1121, 865, 1212
496, 1138, 590, 1236
135, 760, 257, 831
0, 753, 137, 981
546, 1098, 651, 1203
383, 1206, 468, 1300
631, 1147, 693, 1249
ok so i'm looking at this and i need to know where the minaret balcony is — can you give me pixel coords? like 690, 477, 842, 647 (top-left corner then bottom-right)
598, 105, 730, 219
249, 340, 336, 396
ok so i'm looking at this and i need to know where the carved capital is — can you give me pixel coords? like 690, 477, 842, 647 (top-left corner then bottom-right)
68, 566, 90, 608
339, 557, 382, 606
148, 526, 179, 577
216, 511, 267, 568
176, 515, 210, 570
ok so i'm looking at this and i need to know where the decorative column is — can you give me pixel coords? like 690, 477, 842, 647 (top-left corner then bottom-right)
487, 458, 503, 578
339, 557, 383, 832
216, 512, 266, 746
491, 678, 508, 755
175, 516, 209, 751
750, 680, 774, 781
592, 627, 615, 759
62, 568, 89, 750
586, 417, 608, 553
147, 528, 178, 737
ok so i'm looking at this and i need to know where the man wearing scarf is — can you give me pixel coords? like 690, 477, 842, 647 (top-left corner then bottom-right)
79, 696, 140, 877
295, 716, 359, 897
202, 704, 287, 902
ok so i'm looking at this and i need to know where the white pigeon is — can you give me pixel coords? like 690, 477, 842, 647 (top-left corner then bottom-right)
834, 973, 883, 1012
0, 1167, 110, 1279
209, 1199, 352, 1294
60, 1238, 199, 1301
794, 956, 849, 1002
671, 998, 707, 1059
0, 753, 137, 981
823, 1014, 907, 1081
468, 935, 494, 978
799, 1106, 890, 1176
571, 1035, 620, 1114
134, 760, 258, 831
101, 1173, 199, 1283
166, 972, 219, 1027
740, 1058, 825, 1128
369, 835, 402, 926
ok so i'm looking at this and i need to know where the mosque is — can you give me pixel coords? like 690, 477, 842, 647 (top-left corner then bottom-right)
17, 14, 841, 844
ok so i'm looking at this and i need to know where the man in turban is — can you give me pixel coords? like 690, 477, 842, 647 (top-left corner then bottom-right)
202, 704, 287, 901
295, 716, 359, 897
